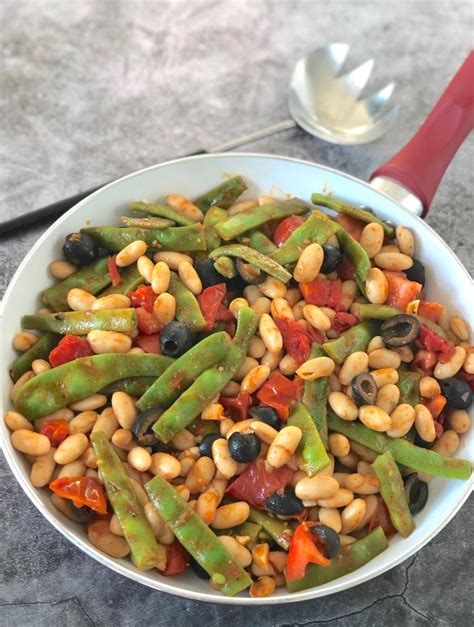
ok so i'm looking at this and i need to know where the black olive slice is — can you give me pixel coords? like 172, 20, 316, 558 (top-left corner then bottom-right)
309, 524, 341, 559
404, 474, 429, 515
351, 372, 377, 406
132, 407, 163, 446
381, 314, 420, 348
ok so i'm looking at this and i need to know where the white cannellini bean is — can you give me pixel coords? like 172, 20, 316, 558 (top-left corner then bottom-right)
153, 251, 193, 269
54, 433, 89, 465
30, 448, 56, 487
365, 268, 388, 305
111, 391, 137, 430
328, 391, 359, 421
464, 351, 474, 374
294, 476, 339, 501
329, 433, 351, 457
359, 223, 384, 258
414, 404, 436, 442
219, 535, 252, 567
87, 330, 132, 354
111, 429, 134, 450
285, 288, 302, 306
434, 346, 466, 379
69, 394, 107, 411
259, 313, 283, 353
49, 259, 77, 279
247, 336, 266, 359
419, 376, 441, 399
10, 371, 34, 403
12, 331, 38, 352
11, 429, 50, 456
367, 336, 385, 353
211, 502, 250, 529
91, 407, 119, 440
448, 315, 470, 341
152, 292, 176, 327
227, 198, 259, 215
261, 349, 283, 371
69, 411, 98, 434
318, 489, 354, 508
359, 405, 391, 432
67, 288, 96, 311
376, 384, 400, 414
371, 368, 399, 388
318, 507, 342, 532
386, 404, 416, 438
230, 297, 249, 317
4, 411, 34, 432
296, 356, 335, 380
88, 520, 130, 558
137, 255, 155, 282
345, 473, 380, 495
303, 304, 331, 331
212, 438, 238, 479
178, 260, 202, 294
250, 421, 278, 445
270, 297, 294, 320
279, 353, 298, 376
266, 426, 302, 468
195, 491, 219, 525
57, 460, 86, 478
243, 285, 262, 305
432, 430, 459, 457
338, 352, 369, 385
151, 452, 181, 479
448, 409, 471, 434
252, 296, 272, 315
395, 226, 415, 257
185, 457, 216, 493
128, 447, 152, 472
166, 193, 204, 221
91, 294, 131, 311
202, 403, 225, 421
151, 261, 171, 295
341, 498, 367, 534
233, 356, 259, 382
259, 277, 287, 299
241, 365, 271, 394
116, 240, 147, 267
292, 300, 306, 320
374, 251, 413, 271
293, 243, 324, 283
368, 348, 401, 370
31, 359, 51, 374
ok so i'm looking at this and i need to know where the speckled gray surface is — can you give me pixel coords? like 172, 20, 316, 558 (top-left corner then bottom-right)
1, 1, 473, 626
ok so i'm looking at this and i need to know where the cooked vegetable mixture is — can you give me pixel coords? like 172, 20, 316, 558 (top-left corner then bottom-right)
6, 177, 473, 597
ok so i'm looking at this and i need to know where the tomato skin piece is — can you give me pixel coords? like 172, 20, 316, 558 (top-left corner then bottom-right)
425, 394, 447, 419
158, 541, 190, 576
286, 522, 330, 582
333, 215, 364, 241
198, 283, 228, 331
256, 372, 300, 419
225, 459, 294, 509
130, 285, 156, 313
272, 216, 305, 246
107, 256, 122, 287
384, 271, 422, 311
49, 476, 107, 514
368, 497, 396, 537
135, 333, 161, 353
332, 311, 358, 335
417, 300, 444, 322
136, 307, 162, 335
337, 257, 356, 281
48, 335, 94, 367
418, 326, 455, 361
40, 419, 70, 447
220, 391, 252, 421
275, 317, 312, 365
299, 277, 343, 309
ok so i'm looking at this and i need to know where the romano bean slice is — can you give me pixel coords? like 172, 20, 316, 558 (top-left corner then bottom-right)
248, 508, 293, 550
203, 205, 227, 250
22, 309, 137, 336
288, 401, 330, 476
311, 193, 395, 238
302, 344, 329, 447
145, 474, 252, 596
81, 224, 206, 252
121, 216, 176, 229
194, 176, 247, 212
335, 226, 371, 284
213, 256, 237, 279
209, 244, 291, 283
352, 303, 401, 320
9, 332, 60, 383
168, 272, 207, 332
322, 321, 380, 364
129, 201, 194, 226
91, 431, 166, 570
241, 231, 277, 255
15, 353, 173, 420
397, 372, 421, 406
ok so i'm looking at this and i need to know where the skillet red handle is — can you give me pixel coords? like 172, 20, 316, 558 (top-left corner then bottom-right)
371, 51, 474, 217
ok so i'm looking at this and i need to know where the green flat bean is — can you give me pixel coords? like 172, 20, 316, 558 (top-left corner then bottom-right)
100, 265, 144, 296
203, 205, 227, 250
15, 353, 173, 420
336, 226, 371, 283
209, 244, 291, 283
194, 176, 247, 212
302, 344, 329, 447
225, 522, 262, 548
121, 216, 176, 229
397, 371, 421, 406
311, 193, 395, 238
322, 321, 380, 364
213, 256, 237, 279
352, 303, 401, 320
145, 474, 252, 596
137, 332, 232, 411
9, 332, 60, 382
168, 272, 207, 332
152, 307, 258, 442
248, 508, 293, 550
287, 527, 388, 591
130, 201, 194, 226
22, 309, 137, 336
91, 432, 166, 570
327, 412, 472, 480
288, 401, 330, 476
81, 224, 206, 252
270, 211, 338, 266
42, 257, 111, 312
215, 198, 309, 240
240, 231, 277, 255
372, 450, 415, 537
101, 377, 156, 397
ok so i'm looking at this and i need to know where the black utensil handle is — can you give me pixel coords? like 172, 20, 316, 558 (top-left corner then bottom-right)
0, 149, 206, 235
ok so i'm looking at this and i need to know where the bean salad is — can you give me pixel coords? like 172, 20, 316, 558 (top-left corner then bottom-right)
6, 176, 473, 597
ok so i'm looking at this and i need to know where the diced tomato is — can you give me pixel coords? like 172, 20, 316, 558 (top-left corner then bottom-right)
425, 394, 447, 419
135, 333, 161, 353
412, 349, 437, 375
198, 283, 228, 331
48, 335, 94, 367
225, 459, 294, 508
299, 277, 343, 309
333, 215, 364, 241
337, 257, 356, 281
458, 371, 474, 391
225, 319, 236, 337
136, 307, 161, 335
275, 317, 312, 365
49, 476, 107, 514
286, 522, 330, 582
418, 326, 455, 361
272, 216, 305, 246
107, 256, 122, 287
130, 285, 156, 313
384, 271, 422, 311
332, 311, 358, 335
158, 541, 190, 576
417, 300, 444, 322
40, 419, 70, 447
256, 372, 300, 419
368, 497, 396, 537
216, 303, 234, 323
220, 391, 252, 422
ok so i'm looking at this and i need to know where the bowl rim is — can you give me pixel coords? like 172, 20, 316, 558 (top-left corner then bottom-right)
1, 151, 472, 605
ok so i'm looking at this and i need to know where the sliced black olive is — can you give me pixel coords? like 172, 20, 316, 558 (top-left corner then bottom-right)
404, 474, 428, 515
439, 377, 472, 409
406, 259, 425, 286
321, 244, 342, 274
132, 407, 163, 446
195, 258, 227, 288
190, 556, 209, 579
160, 321, 195, 357
351, 372, 377, 406
235, 258, 265, 284
198, 432, 222, 458
63, 233, 101, 266
69, 502, 95, 524
266, 487, 304, 516
228, 432, 261, 463
381, 314, 420, 348
309, 524, 341, 559
249, 405, 281, 430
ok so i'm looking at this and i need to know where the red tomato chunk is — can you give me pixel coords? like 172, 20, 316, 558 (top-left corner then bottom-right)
220, 391, 252, 422
272, 216, 305, 247
198, 283, 232, 331
286, 522, 330, 582
136, 307, 162, 335
135, 333, 161, 354
226, 459, 293, 509
49, 476, 107, 514
49, 335, 94, 367
130, 285, 156, 313
40, 419, 69, 447
275, 317, 312, 365
158, 541, 190, 576
417, 300, 444, 322
384, 271, 422, 311
256, 372, 300, 419
107, 256, 122, 287
368, 497, 396, 537
299, 277, 343, 310
418, 325, 455, 362
332, 311, 358, 335
337, 257, 356, 281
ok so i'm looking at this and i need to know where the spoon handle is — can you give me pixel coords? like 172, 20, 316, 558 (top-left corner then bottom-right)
371, 51, 474, 216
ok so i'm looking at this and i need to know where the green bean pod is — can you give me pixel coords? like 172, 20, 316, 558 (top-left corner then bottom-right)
302, 344, 329, 447
213, 256, 237, 279
22, 309, 137, 336
15, 353, 173, 420
372, 450, 415, 537
121, 216, 176, 229
240, 231, 277, 255
99, 265, 144, 297
248, 508, 293, 550
224, 521, 262, 549
168, 272, 207, 332
42, 257, 111, 312
145, 474, 252, 596
288, 402, 330, 476
130, 201, 194, 226
209, 244, 292, 283
203, 205, 227, 250
101, 377, 156, 397
81, 224, 206, 252
91, 432, 166, 570
352, 303, 401, 320
9, 332, 60, 382
194, 175, 247, 212
397, 371, 421, 406
322, 321, 380, 364
336, 226, 371, 283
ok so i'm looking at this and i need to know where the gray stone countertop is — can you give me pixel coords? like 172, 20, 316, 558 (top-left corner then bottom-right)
1, 1, 472, 625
